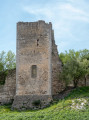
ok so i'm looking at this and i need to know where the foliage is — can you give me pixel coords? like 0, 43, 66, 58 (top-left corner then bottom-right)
0, 51, 6, 72
59, 49, 89, 87
60, 59, 84, 87
32, 100, 41, 106
0, 50, 16, 85
0, 50, 16, 71
0, 87, 89, 120
0, 71, 8, 85
5, 50, 16, 70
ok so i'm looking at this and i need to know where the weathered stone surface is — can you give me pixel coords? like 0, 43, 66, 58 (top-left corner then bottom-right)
16, 21, 52, 96
0, 69, 16, 105
12, 20, 64, 109
12, 95, 52, 110
51, 30, 65, 95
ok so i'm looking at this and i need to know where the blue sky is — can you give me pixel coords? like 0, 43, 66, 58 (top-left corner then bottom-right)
0, 0, 89, 54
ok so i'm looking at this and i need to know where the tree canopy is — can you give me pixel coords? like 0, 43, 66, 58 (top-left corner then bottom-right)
0, 50, 16, 72
59, 49, 89, 88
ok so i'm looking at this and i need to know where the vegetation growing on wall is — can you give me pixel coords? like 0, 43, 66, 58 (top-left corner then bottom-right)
59, 49, 89, 88
0, 50, 16, 85
0, 71, 8, 85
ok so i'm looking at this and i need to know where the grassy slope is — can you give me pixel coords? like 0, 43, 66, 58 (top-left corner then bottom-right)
0, 87, 89, 120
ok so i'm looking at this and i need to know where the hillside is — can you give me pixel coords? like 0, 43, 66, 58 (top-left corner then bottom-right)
0, 87, 89, 120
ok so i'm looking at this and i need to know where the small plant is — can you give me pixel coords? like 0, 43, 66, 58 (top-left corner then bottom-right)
0, 71, 8, 85
74, 99, 80, 104
71, 98, 87, 110
32, 100, 41, 106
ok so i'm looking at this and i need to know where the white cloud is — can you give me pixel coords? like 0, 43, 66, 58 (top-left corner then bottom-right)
60, 4, 85, 15
23, 2, 89, 21
59, 4, 89, 22
22, 0, 89, 52
23, 6, 54, 19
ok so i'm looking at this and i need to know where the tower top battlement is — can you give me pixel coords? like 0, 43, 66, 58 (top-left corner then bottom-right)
17, 20, 52, 25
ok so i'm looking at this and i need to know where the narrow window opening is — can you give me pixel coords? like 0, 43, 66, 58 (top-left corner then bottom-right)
31, 65, 37, 78
37, 39, 39, 46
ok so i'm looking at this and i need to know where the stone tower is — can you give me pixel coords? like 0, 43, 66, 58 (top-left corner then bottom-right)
12, 20, 63, 109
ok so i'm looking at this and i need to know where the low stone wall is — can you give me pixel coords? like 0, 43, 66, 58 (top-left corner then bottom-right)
78, 76, 89, 87
0, 69, 16, 105
12, 95, 52, 110
86, 76, 89, 86
69, 76, 89, 87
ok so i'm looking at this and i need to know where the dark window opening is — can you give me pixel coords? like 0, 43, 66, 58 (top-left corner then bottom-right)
37, 39, 39, 46
31, 65, 37, 78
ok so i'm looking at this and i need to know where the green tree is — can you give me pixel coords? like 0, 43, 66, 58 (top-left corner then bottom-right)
81, 59, 89, 86
59, 49, 80, 64
0, 50, 16, 71
0, 51, 6, 71
79, 49, 89, 86
5, 50, 16, 70
59, 49, 89, 88
79, 49, 89, 60
61, 58, 85, 87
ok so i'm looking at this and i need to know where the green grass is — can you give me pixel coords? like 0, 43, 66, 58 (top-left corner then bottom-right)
0, 87, 89, 120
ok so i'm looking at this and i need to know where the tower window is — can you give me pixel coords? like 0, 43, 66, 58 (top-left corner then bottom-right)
31, 65, 37, 78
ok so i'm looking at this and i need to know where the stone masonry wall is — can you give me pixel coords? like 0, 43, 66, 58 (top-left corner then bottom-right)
12, 21, 53, 110
16, 21, 52, 96
78, 76, 89, 87
51, 30, 65, 95
12, 95, 52, 110
0, 69, 16, 104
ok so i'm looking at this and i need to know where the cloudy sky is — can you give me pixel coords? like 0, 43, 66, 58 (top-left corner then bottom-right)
0, 0, 89, 54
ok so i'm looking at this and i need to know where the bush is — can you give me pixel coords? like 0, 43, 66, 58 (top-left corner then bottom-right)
0, 71, 8, 85
32, 100, 41, 106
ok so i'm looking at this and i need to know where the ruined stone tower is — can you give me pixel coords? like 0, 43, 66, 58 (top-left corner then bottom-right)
12, 20, 63, 109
